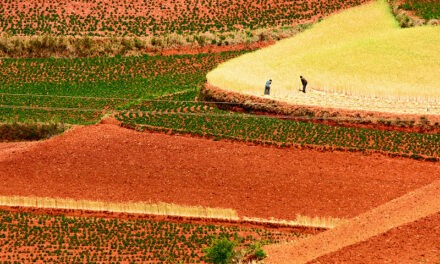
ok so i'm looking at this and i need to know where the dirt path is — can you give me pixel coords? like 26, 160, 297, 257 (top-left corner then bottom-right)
265, 178, 440, 263
311, 212, 440, 263
0, 123, 438, 221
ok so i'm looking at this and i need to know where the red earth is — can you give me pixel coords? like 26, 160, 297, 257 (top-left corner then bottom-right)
265, 178, 440, 263
0, 122, 438, 222
311, 212, 440, 263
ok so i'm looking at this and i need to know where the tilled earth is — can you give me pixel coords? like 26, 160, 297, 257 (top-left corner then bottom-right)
0, 123, 438, 221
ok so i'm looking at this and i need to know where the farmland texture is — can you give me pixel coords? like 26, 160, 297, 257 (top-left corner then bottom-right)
0, 51, 247, 124
0, 0, 370, 36
1, 51, 440, 160
0, 209, 302, 263
1, 123, 439, 220
207, 0, 440, 99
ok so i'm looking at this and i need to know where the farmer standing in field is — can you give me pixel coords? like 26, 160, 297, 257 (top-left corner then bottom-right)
264, 79, 272, 95
300, 75, 308, 93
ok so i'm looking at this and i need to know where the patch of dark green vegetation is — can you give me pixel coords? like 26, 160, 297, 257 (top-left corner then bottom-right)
399, 0, 440, 20
0, 123, 67, 142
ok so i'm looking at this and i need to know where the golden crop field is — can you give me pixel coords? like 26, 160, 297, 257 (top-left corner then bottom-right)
207, 0, 440, 100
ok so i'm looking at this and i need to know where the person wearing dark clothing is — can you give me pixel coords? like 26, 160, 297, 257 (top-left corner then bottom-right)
300, 75, 308, 93
264, 79, 272, 95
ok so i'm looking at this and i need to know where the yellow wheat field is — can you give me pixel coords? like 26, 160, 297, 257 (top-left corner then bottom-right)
207, 0, 440, 100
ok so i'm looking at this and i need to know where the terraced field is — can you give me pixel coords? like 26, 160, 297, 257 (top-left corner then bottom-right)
0, 0, 439, 263
1, 50, 440, 157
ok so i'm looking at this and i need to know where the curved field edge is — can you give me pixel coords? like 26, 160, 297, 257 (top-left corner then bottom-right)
198, 84, 440, 161
0, 196, 342, 229
264, 178, 440, 263
206, 0, 440, 100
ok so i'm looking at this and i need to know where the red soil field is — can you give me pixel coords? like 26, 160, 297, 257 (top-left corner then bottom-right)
265, 178, 440, 263
0, 122, 438, 221
311, 212, 440, 263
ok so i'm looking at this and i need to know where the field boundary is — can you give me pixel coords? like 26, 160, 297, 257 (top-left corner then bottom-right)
389, 0, 440, 27
201, 83, 440, 134
0, 195, 338, 230
265, 178, 440, 263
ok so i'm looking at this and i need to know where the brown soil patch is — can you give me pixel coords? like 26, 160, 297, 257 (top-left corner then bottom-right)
311, 212, 440, 263
0, 123, 438, 221
265, 179, 440, 263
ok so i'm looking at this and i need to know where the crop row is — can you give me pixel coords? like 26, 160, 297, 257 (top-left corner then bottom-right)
400, 0, 440, 20
0, 209, 301, 263
0, 51, 247, 124
117, 103, 440, 160
0, 0, 370, 36
2, 51, 439, 160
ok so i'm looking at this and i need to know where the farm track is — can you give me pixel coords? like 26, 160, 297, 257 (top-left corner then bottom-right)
310, 212, 440, 263
265, 178, 440, 263
0, 123, 438, 221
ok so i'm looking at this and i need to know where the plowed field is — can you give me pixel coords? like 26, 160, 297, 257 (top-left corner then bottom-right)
311, 212, 440, 263
0, 123, 438, 221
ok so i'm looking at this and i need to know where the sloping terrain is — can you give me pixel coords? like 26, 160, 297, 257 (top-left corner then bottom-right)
207, 0, 440, 102
311, 212, 440, 263
0, 123, 438, 221
265, 178, 440, 263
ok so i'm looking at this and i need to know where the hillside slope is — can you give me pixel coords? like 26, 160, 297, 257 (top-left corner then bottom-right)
265, 178, 440, 263
207, 0, 440, 100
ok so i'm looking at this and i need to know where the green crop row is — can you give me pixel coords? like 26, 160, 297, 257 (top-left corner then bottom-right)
2, 51, 439, 159
117, 103, 440, 160
0, 210, 302, 263
0, 51, 248, 124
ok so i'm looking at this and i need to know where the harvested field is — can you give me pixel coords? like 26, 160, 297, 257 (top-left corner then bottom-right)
0, 123, 438, 221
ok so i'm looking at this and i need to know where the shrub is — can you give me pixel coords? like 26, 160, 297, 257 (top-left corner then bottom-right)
203, 238, 237, 264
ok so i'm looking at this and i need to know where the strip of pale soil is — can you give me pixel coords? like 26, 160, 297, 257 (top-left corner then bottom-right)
310, 212, 440, 264
0, 123, 438, 220
264, 179, 440, 263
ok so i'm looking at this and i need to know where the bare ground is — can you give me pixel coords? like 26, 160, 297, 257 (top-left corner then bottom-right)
265, 178, 440, 263
0, 123, 438, 221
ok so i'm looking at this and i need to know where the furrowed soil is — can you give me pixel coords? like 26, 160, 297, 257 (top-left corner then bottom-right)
0, 123, 438, 221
